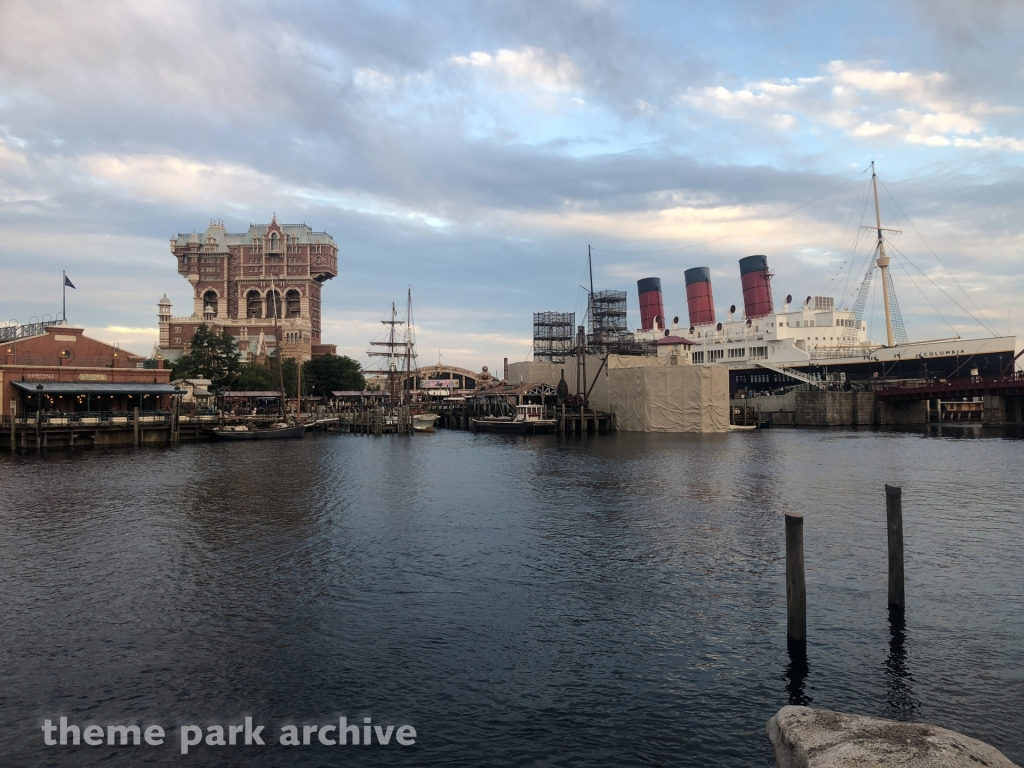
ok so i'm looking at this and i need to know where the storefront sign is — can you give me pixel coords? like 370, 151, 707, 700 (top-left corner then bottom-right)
78, 373, 109, 381
54, 335, 77, 342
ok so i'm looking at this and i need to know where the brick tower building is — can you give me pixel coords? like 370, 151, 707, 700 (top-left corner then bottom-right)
158, 217, 338, 362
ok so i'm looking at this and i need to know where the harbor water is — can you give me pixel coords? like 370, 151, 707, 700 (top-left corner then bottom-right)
1, 427, 1022, 766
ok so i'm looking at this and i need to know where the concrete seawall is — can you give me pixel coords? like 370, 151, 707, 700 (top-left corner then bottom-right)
738, 391, 932, 428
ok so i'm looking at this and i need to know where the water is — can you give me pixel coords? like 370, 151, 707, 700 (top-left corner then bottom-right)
1, 428, 1022, 767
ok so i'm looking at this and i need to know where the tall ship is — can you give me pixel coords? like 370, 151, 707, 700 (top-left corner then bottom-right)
630, 164, 1016, 393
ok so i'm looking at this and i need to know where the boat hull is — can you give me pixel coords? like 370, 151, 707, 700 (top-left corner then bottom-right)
413, 414, 439, 432
209, 424, 306, 440
471, 418, 558, 435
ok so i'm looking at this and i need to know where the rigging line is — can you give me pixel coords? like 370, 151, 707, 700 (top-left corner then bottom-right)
814, 174, 874, 298
590, 164, 872, 254
885, 238, 994, 336
875, 175, 1000, 337
887, 247, 958, 337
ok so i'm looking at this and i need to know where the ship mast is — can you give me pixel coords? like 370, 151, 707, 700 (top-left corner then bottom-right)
872, 161, 895, 347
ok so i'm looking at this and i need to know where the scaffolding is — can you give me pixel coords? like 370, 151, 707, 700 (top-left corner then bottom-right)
533, 311, 575, 362
588, 290, 629, 349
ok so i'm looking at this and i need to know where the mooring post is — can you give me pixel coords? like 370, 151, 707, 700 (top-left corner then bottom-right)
133, 407, 140, 447
885, 484, 905, 610
785, 513, 807, 643
9, 400, 16, 455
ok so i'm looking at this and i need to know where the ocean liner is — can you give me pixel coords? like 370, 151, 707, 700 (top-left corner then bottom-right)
631, 164, 1017, 393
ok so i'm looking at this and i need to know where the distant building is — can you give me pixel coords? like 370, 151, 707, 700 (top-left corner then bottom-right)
159, 216, 339, 362
1, 322, 174, 420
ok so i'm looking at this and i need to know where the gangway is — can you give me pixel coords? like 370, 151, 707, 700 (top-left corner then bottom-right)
753, 361, 819, 386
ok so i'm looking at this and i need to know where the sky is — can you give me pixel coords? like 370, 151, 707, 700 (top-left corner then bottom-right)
2, 0, 1023, 372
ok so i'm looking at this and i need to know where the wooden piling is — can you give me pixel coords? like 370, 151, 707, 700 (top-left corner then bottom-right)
885, 484, 905, 610
9, 400, 15, 455
133, 407, 140, 447
785, 513, 806, 643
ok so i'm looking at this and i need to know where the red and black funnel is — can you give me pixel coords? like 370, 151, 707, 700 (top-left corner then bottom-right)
637, 277, 665, 331
739, 255, 774, 319
684, 267, 715, 326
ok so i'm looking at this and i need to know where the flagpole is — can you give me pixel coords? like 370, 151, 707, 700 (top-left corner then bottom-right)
63, 270, 66, 321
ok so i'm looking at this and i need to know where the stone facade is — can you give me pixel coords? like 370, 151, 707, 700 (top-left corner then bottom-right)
159, 217, 338, 362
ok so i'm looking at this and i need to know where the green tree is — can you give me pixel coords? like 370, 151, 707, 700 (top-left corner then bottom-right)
302, 354, 365, 396
170, 324, 241, 391
235, 363, 276, 392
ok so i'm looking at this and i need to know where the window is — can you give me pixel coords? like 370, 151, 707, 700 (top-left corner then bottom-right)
174, 326, 181, 332
174, 337, 181, 344
693, 351, 704, 363
709, 349, 724, 362
728, 347, 745, 359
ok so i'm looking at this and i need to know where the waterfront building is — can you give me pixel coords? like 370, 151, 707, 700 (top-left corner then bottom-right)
159, 217, 339, 363
1, 322, 175, 420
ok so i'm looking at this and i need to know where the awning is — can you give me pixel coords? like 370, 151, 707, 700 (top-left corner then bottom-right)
12, 382, 180, 396
221, 391, 281, 398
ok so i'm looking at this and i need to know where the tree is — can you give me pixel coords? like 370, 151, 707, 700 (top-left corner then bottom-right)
235, 363, 276, 392
170, 324, 241, 391
302, 354, 365, 396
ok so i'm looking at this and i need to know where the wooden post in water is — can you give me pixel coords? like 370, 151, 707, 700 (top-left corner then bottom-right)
133, 407, 140, 447
9, 400, 15, 455
885, 484, 905, 610
785, 513, 806, 643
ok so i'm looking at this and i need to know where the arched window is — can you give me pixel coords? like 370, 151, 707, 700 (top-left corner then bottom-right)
202, 290, 218, 317
246, 290, 263, 319
266, 290, 282, 320
270, 232, 279, 251
286, 289, 301, 318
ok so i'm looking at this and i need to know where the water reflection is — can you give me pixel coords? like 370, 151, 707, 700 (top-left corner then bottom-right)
784, 639, 812, 706
884, 606, 918, 720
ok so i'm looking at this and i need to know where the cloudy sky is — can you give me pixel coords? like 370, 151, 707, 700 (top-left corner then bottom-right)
2, 0, 1023, 370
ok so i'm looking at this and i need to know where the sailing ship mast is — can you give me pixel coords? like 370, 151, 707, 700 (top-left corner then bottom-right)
270, 277, 287, 419
871, 161, 896, 348
366, 296, 419, 403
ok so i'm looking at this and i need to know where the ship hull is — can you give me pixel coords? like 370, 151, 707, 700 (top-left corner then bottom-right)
728, 337, 1017, 393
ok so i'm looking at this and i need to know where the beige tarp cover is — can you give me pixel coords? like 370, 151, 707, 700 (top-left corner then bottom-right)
506, 358, 728, 433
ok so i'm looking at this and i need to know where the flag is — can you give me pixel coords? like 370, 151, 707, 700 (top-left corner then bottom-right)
64, 275, 76, 289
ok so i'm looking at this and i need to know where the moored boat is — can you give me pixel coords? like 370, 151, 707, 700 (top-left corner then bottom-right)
471, 404, 558, 435
209, 422, 306, 440
413, 413, 439, 432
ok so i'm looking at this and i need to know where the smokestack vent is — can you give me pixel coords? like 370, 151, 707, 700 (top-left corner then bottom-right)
684, 266, 715, 326
739, 255, 774, 319
637, 277, 665, 331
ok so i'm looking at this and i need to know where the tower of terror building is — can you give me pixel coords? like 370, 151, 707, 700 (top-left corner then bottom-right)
157, 217, 338, 362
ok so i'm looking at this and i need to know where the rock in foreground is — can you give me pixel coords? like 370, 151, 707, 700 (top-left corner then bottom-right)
767, 706, 1019, 768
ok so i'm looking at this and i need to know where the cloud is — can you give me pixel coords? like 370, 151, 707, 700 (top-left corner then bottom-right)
450, 46, 582, 92
681, 60, 1023, 152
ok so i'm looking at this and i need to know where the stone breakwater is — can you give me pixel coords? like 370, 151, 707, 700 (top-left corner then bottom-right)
767, 706, 1020, 768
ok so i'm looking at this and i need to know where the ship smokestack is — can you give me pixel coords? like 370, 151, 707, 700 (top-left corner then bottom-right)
637, 277, 665, 331
739, 255, 774, 319
684, 267, 715, 326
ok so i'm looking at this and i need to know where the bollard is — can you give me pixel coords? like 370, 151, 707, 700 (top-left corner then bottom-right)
785, 513, 806, 643
133, 407, 140, 447
885, 484, 905, 610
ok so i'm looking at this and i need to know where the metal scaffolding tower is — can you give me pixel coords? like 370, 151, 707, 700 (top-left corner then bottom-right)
533, 311, 575, 362
588, 290, 629, 349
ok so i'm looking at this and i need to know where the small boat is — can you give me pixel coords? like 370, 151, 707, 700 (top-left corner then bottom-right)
209, 422, 306, 440
413, 413, 439, 432
471, 404, 558, 435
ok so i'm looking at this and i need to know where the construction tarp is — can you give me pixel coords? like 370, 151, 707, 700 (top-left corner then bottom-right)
506, 357, 728, 433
